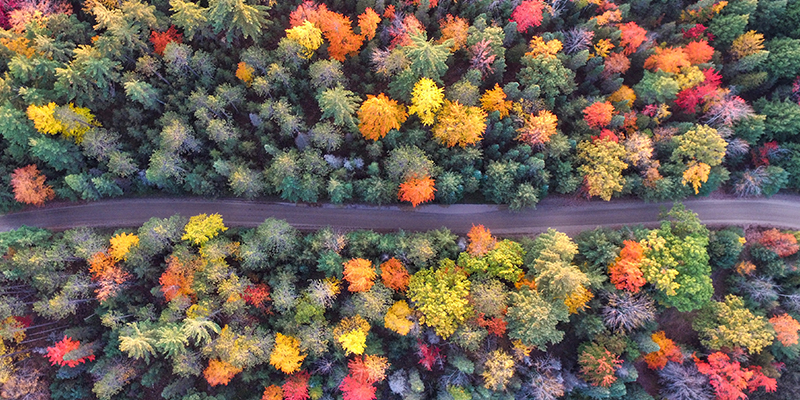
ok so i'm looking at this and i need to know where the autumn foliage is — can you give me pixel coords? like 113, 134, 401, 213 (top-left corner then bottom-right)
270, 333, 306, 374
357, 8, 380, 41
289, 2, 365, 61
643, 331, 684, 369
644, 46, 691, 73
770, 313, 800, 347
204, 359, 242, 386
10, 164, 54, 207
159, 255, 197, 302
511, 0, 545, 32
109, 232, 139, 261
694, 352, 777, 400
757, 229, 800, 257
46, 336, 95, 367
88, 251, 131, 301
343, 258, 376, 292
467, 224, 497, 257
150, 26, 183, 56
380, 258, 409, 291
480, 84, 513, 118
684, 40, 715, 64
243, 283, 272, 311
417, 341, 444, 370
433, 100, 487, 148
283, 371, 311, 400
517, 109, 558, 146
608, 240, 646, 293
618, 22, 648, 55
583, 101, 615, 129
357, 93, 407, 141
578, 343, 622, 387
398, 175, 436, 207
261, 385, 283, 400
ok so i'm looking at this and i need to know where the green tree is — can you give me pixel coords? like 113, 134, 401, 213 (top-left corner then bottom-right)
317, 86, 360, 131
403, 32, 452, 83
156, 323, 189, 358
124, 80, 162, 110
507, 287, 569, 349
169, 0, 208, 41
207, 0, 269, 42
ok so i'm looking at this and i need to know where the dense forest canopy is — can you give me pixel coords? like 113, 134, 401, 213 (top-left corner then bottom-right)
1, 204, 800, 399
1, 0, 800, 210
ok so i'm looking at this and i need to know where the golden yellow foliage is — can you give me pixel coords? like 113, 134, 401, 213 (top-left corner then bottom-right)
526, 36, 562, 58
482, 349, 515, 390
593, 39, 614, 58
235, 62, 255, 85
681, 161, 710, 194
432, 100, 487, 147
26, 103, 99, 143
608, 85, 636, 108
270, 333, 307, 374
334, 315, 370, 355
731, 31, 765, 60
109, 232, 139, 262
408, 78, 444, 126
564, 285, 594, 314
384, 300, 414, 335
480, 84, 513, 119
285, 20, 324, 59
181, 213, 227, 246
357, 93, 408, 141
516, 109, 558, 146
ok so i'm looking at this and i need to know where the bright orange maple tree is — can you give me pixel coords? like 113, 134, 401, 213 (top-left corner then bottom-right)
398, 175, 436, 207
10, 164, 54, 207
770, 313, 800, 347
583, 101, 615, 129
159, 255, 197, 302
357, 8, 380, 41
357, 93, 408, 141
380, 258, 409, 292
757, 229, 799, 257
618, 22, 648, 55
343, 258, 377, 292
644, 46, 691, 73
684, 40, 715, 64
608, 240, 646, 293
289, 2, 364, 61
643, 331, 683, 369
204, 359, 242, 386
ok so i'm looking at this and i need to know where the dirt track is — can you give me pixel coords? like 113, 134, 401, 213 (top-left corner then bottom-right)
1, 195, 798, 235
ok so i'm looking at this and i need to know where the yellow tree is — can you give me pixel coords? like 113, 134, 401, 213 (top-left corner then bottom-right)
109, 232, 139, 262
270, 333, 306, 374
577, 138, 629, 201
181, 213, 228, 246
384, 301, 414, 335
480, 84, 513, 118
285, 20, 324, 59
26, 102, 99, 143
357, 93, 408, 141
432, 100, 487, 147
334, 315, 370, 355
408, 78, 444, 126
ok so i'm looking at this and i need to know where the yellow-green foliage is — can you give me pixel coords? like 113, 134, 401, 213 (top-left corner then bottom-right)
694, 294, 775, 354
26, 102, 99, 143
182, 214, 228, 246
407, 260, 472, 339
285, 20, 323, 59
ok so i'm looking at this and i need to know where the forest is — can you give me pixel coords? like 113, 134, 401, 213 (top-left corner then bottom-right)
0, 204, 799, 400
2, 0, 800, 211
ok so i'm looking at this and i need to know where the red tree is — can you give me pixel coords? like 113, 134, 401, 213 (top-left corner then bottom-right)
243, 283, 272, 312
694, 352, 777, 400
46, 336, 95, 367
417, 341, 444, 371
283, 371, 311, 400
511, 0, 545, 33
643, 331, 683, 370
150, 26, 183, 56
10, 164, 54, 206
476, 313, 507, 337
339, 375, 376, 400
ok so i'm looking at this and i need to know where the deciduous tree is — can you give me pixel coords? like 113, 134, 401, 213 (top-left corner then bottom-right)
512, 0, 545, 33
432, 100, 487, 147
270, 333, 306, 374
46, 336, 95, 367
380, 258, 409, 291
10, 165, 54, 207
583, 101, 615, 129
343, 258, 376, 292
204, 359, 242, 386
398, 175, 436, 207
643, 331, 683, 370
334, 315, 370, 355
693, 352, 777, 400
770, 313, 800, 346
407, 262, 472, 339
181, 213, 227, 246
517, 109, 558, 146
578, 342, 622, 387
608, 240, 646, 293
408, 78, 444, 126
357, 93, 407, 141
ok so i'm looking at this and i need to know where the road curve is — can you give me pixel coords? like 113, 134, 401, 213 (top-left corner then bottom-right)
0, 196, 797, 236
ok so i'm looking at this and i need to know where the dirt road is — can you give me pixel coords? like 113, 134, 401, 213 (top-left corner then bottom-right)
1, 195, 797, 235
